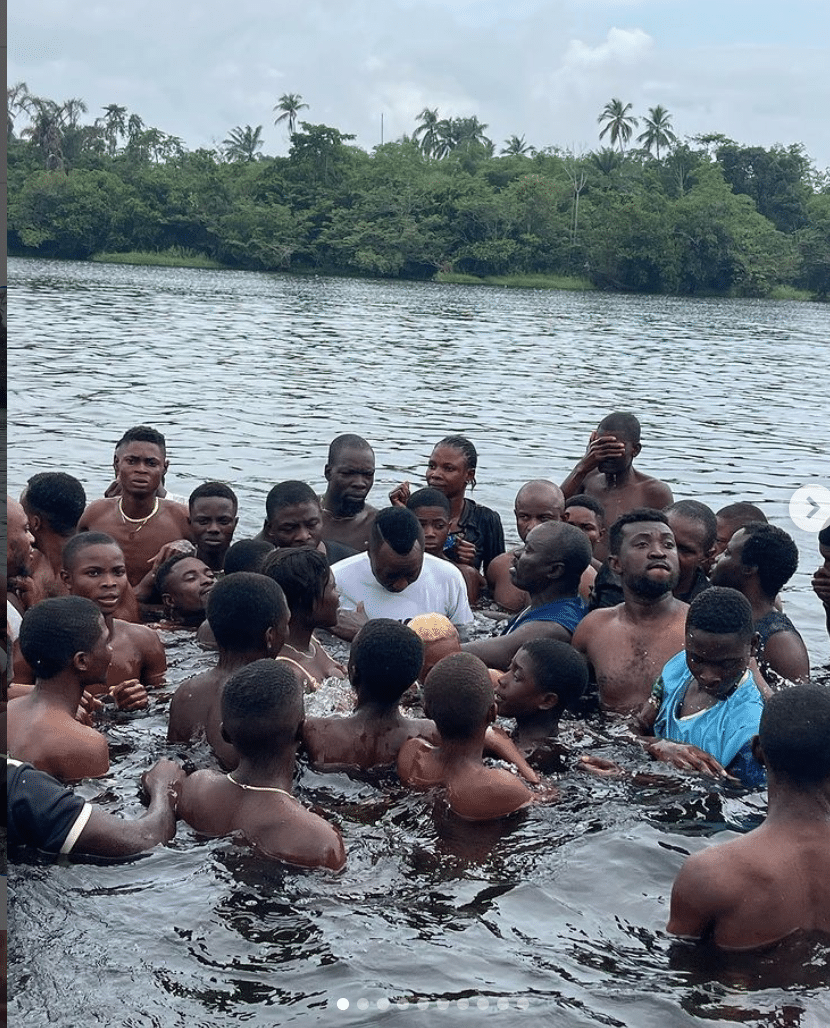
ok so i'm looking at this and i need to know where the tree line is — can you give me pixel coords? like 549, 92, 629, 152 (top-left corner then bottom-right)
7, 85, 830, 298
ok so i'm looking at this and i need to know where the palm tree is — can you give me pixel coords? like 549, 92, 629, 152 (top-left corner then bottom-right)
127, 112, 145, 143
273, 93, 308, 135
60, 97, 87, 129
637, 105, 677, 160
99, 103, 127, 155
501, 134, 534, 156
7, 81, 34, 139
597, 98, 638, 153
20, 97, 64, 167
222, 124, 264, 162
413, 107, 440, 157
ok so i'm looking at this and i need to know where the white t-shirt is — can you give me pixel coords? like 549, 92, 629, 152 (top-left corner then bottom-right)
332, 551, 474, 633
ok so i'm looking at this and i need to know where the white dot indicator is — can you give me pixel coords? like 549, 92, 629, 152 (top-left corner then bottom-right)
377, 998, 390, 1011
517, 997, 530, 1010
457, 998, 469, 1010
436, 999, 450, 1010
417, 999, 430, 1010
357, 998, 369, 1010
336, 998, 349, 1011
476, 997, 489, 1010
497, 999, 510, 1011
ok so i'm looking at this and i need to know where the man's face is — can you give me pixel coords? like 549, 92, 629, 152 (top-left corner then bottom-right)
7, 497, 35, 578
514, 487, 563, 542
563, 505, 603, 552
713, 516, 741, 560
685, 628, 752, 701
612, 521, 679, 598
596, 431, 639, 475
266, 501, 323, 548
510, 525, 560, 593
412, 505, 450, 557
710, 529, 750, 591
496, 647, 548, 719
163, 557, 216, 614
369, 540, 423, 593
325, 447, 375, 512
667, 513, 711, 588
63, 543, 128, 615
312, 571, 341, 628
116, 442, 167, 497
189, 497, 238, 556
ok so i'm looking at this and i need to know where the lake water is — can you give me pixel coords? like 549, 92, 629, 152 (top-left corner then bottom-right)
6, 257, 830, 1026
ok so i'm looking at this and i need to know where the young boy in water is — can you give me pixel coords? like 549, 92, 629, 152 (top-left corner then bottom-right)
155, 553, 216, 628
13, 533, 166, 710
178, 659, 345, 870
407, 488, 486, 605
407, 613, 462, 684
302, 619, 437, 770
397, 652, 538, 819
494, 639, 589, 771
668, 684, 830, 949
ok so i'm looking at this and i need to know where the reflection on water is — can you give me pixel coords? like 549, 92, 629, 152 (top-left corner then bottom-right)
7, 258, 830, 1025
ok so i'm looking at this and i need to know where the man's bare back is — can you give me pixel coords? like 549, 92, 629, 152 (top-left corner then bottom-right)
7, 693, 110, 781
167, 666, 239, 769
303, 712, 437, 770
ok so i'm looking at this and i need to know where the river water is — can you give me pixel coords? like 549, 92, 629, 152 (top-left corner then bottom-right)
6, 257, 830, 1026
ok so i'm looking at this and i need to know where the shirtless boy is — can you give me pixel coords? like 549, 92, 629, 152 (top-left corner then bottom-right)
486, 481, 595, 611
302, 619, 436, 769
178, 659, 345, 870
563, 494, 606, 569
188, 482, 239, 573
20, 471, 87, 601
407, 487, 486, 605
668, 684, 830, 949
156, 553, 216, 627
78, 426, 193, 591
319, 434, 378, 552
13, 533, 166, 710
7, 596, 111, 780
571, 509, 688, 713
561, 412, 673, 561
397, 652, 536, 820
167, 572, 290, 769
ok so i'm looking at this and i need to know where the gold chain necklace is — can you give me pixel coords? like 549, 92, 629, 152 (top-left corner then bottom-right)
118, 496, 159, 537
283, 640, 317, 659
226, 773, 293, 798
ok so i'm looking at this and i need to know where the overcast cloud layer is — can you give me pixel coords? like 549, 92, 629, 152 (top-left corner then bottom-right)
9, 0, 830, 169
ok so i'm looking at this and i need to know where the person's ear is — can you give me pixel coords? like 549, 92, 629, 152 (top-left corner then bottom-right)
323, 463, 332, 483
265, 624, 281, 657
73, 649, 90, 673
487, 701, 497, 725
161, 591, 174, 613
220, 722, 231, 744
749, 632, 760, 660
608, 553, 622, 575
632, 442, 642, 459
28, 513, 42, 534
537, 691, 559, 712
163, 459, 170, 476
59, 568, 71, 588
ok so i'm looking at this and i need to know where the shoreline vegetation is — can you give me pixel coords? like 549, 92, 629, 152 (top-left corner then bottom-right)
7, 86, 830, 301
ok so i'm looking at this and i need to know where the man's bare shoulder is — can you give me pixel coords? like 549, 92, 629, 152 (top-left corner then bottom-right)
572, 606, 617, 644
255, 803, 346, 871
114, 618, 162, 647
449, 766, 532, 820
397, 736, 438, 785
79, 497, 118, 526
167, 667, 223, 739
634, 473, 674, 508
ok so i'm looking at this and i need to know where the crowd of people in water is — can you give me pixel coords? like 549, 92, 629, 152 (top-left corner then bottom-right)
5, 414, 830, 954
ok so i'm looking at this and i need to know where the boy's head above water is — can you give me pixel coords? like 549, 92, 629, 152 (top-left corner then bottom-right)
220, 658, 304, 756
407, 612, 461, 682
423, 652, 495, 741
349, 618, 424, 706
684, 586, 757, 701
496, 638, 589, 722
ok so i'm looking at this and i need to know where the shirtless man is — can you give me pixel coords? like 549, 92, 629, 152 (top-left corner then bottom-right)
710, 522, 809, 683
167, 572, 290, 769
156, 554, 216, 628
6, 495, 36, 627
397, 653, 537, 820
13, 533, 166, 711
7, 596, 111, 780
261, 546, 346, 684
561, 412, 673, 561
78, 426, 193, 591
571, 509, 688, 713
319, 434, 378, 552
713, 502, 767, 561
486, 481, 594, 611
666, 500, 716, 603
188, 482, 239, 573
668, 684, 830, 950
302, 619, 435, 769
259, 480, 354, 565
464, 521, 592, 671
178, 659, 345, 870
20, 472, 87, 601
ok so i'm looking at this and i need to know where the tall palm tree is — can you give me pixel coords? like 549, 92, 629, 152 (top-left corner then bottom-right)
60, 97, 87, 129
273, 93, 308, 135
99, 103, 127, 155
413, 107, 440, 157
637, 105, 677, 159
597, 98, 638, 153
222, 124, 264, 162
7, 81, 34, 139
501, 134, 534, 156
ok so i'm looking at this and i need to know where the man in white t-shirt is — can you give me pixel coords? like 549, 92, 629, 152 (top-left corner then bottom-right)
331, 507, 474, 641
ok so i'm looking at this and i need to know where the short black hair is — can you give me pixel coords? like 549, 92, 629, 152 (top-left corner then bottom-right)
819, 523, 830, 548
740, 522, 799, 598
207, 573, 288, 651
436, 435, 478, 472
716, 501, 767, 525
350, 619, 424, 705
189, 481, 238, 513
371, 506, 423, 556
537, 522, 593, 589
328, 434, 374, 463
667, 499, 718, 552
423, 652, 493, 740
407, 488, 451, 515
261, 547, 329, 618
156, 553, 192, 596
223, 538, 275, 575
760, 684, 830, 787
597, 412, 641, 444
564, 494, 606, 525
25, 472, 87, 536
221, 658, 303, 753
265, 480, 319, 520
19, 596, 103, 680
686, 586, 754, 640
519, 638, 589, 716
608, 508, 670, 556
62, 531, 122, 571
115, 425, 166, 454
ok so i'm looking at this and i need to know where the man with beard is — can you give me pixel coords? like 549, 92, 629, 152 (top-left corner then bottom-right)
571, 509, 688, 713
319, 434, 378, 552
7, 495, 37, 638
463, 521, 591, 671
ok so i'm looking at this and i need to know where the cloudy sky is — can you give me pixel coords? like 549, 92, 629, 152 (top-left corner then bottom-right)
10, 0, 830, 169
